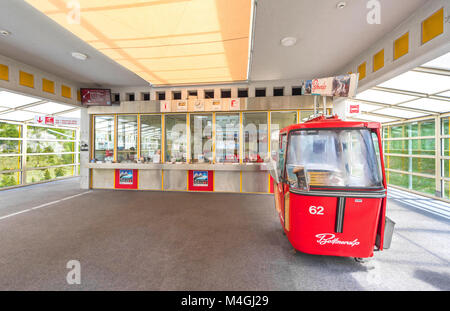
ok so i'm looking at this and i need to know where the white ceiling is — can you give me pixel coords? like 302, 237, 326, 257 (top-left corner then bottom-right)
250, 0, 428, 81
0, 0, 430, 87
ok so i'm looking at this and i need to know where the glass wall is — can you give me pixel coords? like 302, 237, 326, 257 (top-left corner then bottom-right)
140, 115, 162, 163
165, 114, 187, 163
383, 119, 436, 196
441, 116, 450, 199
190, 114, 212, 163
0, 122, 21, 188
117, 115, 138, 163
26, 125, 78, 183
215, 113, 240, 163
93, 116, 114, 162
270, 111, 297, 161
0, 121, 79, 189
243, 112, 268, 163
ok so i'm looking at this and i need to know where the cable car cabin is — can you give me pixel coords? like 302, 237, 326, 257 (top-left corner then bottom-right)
270, 115, 390, 259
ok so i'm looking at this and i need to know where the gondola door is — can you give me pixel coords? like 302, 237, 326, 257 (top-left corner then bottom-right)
274, 133, 288, 230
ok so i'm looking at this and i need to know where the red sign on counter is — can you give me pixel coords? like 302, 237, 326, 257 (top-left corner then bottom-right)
115, 169, 138, 189
188, 170, 213, 192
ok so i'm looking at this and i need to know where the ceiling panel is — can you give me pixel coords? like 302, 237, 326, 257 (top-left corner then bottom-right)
375, 107, 427, 119
0, 111, 37, 122
422, 52, 450, 70
351, 114, 399, 123
379, 71, 450, 95
398, 98, 450, 113
24, 102, 74, 114
356, 89, 417, 105
0, 91, 40, 108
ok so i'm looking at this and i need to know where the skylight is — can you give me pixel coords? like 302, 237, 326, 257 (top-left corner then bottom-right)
378, 71, 450, 95
0, 91, 40, 108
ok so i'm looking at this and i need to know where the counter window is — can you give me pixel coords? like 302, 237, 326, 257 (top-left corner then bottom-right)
165, 114, 187, 163
117, 115, 138, 163
140, 115, 162, 163
243, 112, 268, 163
93, 116, 114, 162
190, 114, 212, 163
286, 129, 383, 190
270, 111, 297, 161
215, 113, 239, 163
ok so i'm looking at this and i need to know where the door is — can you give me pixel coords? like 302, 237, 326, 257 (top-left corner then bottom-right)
275, 133, 288, 226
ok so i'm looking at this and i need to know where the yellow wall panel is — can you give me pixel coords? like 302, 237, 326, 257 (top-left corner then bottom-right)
61, 85, 72, 98
77, 90, 81, 102
373, 49, 384, 72
0, 64, 9, 81
358, 62, 366, 80
422, 8, 444, 44
42, 78, 55, 94
394, 33, 409, 60
19, 71, 34, 88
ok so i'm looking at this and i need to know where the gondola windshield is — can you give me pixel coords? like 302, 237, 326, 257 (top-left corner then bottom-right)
286, 128, 383, 190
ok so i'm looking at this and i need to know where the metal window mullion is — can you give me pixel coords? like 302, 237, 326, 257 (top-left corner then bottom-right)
75, 128, 80, 176
384, 153, 435, 159
437, 115, 443, 197
385, 168, 435, 179
382, 136, 435, 141
22, 124, 27, 185
27, 138, 77, 142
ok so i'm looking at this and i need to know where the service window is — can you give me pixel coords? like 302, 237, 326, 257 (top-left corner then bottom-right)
117, 115, 138, 163
270, 111, 297, 161
140, 115, 162, 163
215, 113, 239, 163
243, 112, 268, 163
190, 114, 212, 163
165, 114, 187, 163
93, 115, 115, 162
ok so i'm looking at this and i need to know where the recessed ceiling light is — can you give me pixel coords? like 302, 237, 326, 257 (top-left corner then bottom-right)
280, 37, 297, 47
71, 52, 88, 61
337, 1, 347, 9
0, 30, 11, 37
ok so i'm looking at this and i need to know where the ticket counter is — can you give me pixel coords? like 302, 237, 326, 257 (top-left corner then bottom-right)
85, 96, 332, 193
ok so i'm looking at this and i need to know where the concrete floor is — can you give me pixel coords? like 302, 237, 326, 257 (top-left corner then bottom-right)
0, 178, 449, 291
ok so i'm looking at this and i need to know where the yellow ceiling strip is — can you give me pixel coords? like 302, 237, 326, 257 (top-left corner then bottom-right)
25, 0, 252, 86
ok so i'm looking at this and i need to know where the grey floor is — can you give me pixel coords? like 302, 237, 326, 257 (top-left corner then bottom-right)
0, 178, 449, 291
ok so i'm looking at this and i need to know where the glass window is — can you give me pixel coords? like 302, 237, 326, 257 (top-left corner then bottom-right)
0, 172, 20, 188
0, 156, 21, 171
300, 111, 314, 123
278, 134, 287, 179
165, 114, 187, 163
215, 113, 239, 163
243, 112, 268, 163
28, 126, 75, 140
26, 154, 74, 168
140, 115, 162, 163
0, 122, 21, 138
270, 111, 297, 161
286, 129, 383, 189
0, 140, 20, 154
94, 116, 115, 162
190, 114, 212, 163
27, 141, 74, 154
117, 115, 137, 163
26, 167, 74, 184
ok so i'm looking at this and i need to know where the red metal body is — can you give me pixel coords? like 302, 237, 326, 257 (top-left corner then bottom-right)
274, 115, 387, 258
